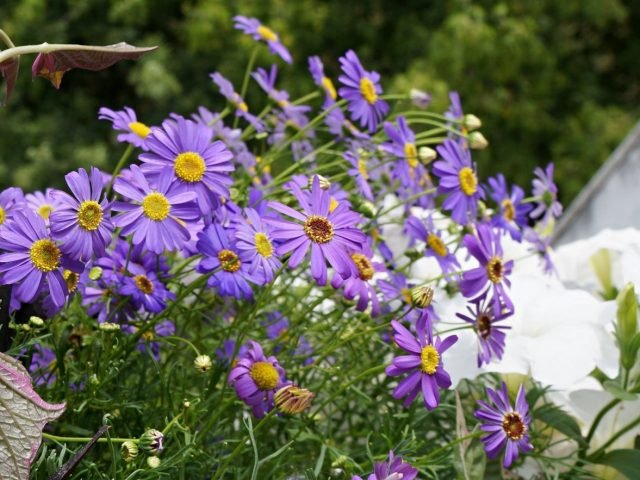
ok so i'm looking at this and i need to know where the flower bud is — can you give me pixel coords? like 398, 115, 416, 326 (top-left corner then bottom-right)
418, 146, 437, 164
463, 114, 482, 131
147, 456, 161, 468
139, 428, 164, 454
29, 316, 44, 328
410, 88, 432, 109
99, 322, 121, 332
275, 384, 314, 414
89, 266, 103, 280
121, 441, 139, 463
309, 174, 331, 191
468, 132, 488, 150
411, 286, 434, 308
194, 354, 212, 373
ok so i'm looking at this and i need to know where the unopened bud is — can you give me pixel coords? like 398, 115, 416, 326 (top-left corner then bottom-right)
275, 384, 314, 414
89, 266, 103, 280
147, 456, 161, 468
99, 322, 121, 332
411, 286, 434, 308
468, 131, 488, 150
194, 354, 212, 373
29, 316, 44, 327
410, 88, 432, 109
139, 428, 164, 454
309, 175, 331, 191
463, 114, 482, 131
418, 146, 437, 164
121, 441, 139, 463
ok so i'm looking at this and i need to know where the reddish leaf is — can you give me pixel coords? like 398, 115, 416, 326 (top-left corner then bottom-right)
0, 351, 65, 480
0, 56, 19, 105
31, 42, 157, 88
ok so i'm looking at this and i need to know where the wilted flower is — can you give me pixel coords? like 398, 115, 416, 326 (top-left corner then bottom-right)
275, 384, 314, 414
139, 429, 164, 454
194, 354, 213, 373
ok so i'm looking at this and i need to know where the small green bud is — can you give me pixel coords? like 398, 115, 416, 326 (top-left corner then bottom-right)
309, 174, 331, 191
590, 249, 616, 299
418, 146, 437, 164
89, 266, 103, 280
194, 354, 212, 373
463, 114, 482, 131
147, 456, 161, 468
616, 283, 639, 370
29, 316, 44, 327
139, 428, 164, 454
468, 131, 488, 150
275, 384, 314, 414
411, 286, 434, 308
121, 441, 139, 463
99, 322, 121, 332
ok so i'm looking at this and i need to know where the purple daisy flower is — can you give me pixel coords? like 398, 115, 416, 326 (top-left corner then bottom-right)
344, 149, 374, 201
139, 116, 234, 213
338, 50, 389, 133
216, 339, 249, 366
210, 72, 265, 132
28, 344, 57, 387
352, 450, 418, 480
459, 224, 514, 316
112, 165, 200, 254
378, 272, 421, 325
98, 106, 151, 149
381, 116, 422, 188
25, 189, 61, 223
49, 167, 113, 260
456, 296, 511, 367
196, 223, 258, 300
235, 207, 282, 284
0, 187, 24, 228
433, 139, 484, 225
0, 210, 81, 308
233, 16, 292, 64
488, 174, 532, 241
228, 340, 287, 418
137, 320, 175, 361
331, 251, 383, 316
530, 163, 562, 226
267, 176, 366, 285
385, 312, 457, 410
119, 263, 175, 313
265, 312, 314, 365
475, 383, 533, 468
308, 55, 337, 104
405, 215, 460, 275
523, 228, 555, 275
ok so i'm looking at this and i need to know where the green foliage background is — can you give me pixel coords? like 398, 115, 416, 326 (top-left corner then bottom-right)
1, 0, 638, 204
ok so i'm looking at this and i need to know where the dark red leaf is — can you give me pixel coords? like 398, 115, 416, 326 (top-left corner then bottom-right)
0, 56, 19, 105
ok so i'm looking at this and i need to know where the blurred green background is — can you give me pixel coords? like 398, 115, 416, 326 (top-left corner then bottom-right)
0, 0, 638, 205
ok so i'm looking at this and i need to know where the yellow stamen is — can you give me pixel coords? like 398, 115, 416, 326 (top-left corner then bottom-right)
0, 207, 5, 225
38, 204, 53, 220
458, 167, 478, 196
486, 256, 504, 284
321, 76, 337, 100
502, 199, 515, 222
134, 274, 154, 295
77, 200, 103, 231
329, 197, 339, 213
218, 249, 241, 272
174, 151, 206, 183
254, 232, 273, 258
502, 412, 526, 440
142, 192, 170, 221
63, 270, 79, 293
359, 77, 377, 105
257, 25, 278, 42
351, 253, 374, 281
237, 101, 249, 112
128, 121, 151, 139
404, 143, 418, 169
357, 158, 368, 179
420, 345, 440, 374
250, 361, 279, 390
427, 233, 447, 257
304, 215, 334, 243
29, 239, 61, 272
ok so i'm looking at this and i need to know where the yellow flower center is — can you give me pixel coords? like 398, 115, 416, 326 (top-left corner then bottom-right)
357, 158, 368, 179
38, 204, 53, 220
427, 233, 447, 257
458, 167, 478, 196
351, 253, 374, 281
502, 412, 526, 440
0, 207, 5, 225
502, 198, 515, 222
218, 249, 241, 272
128, 121, 151, 139
359, 77, 377, 105
329, 197, 339, 213
250, 361, 279, 390
174, 151, 206, 183
420, 345, 440, 375
476, 314, 491, 339
237, 101, 249, 112
257, 25, 278, 42
142, 330, 155, 342
486, 256, 504, 284
63, 269, 79, 293
404, 143, 418, 169
254, 232, 273, 258
304, 215, 334, 244
142, 192, 170, 221
321, 76, 337, 100
29, 239, 61, 272
134, 274, 154, 295
77, 200, 103, 231
401, 288, 413, 305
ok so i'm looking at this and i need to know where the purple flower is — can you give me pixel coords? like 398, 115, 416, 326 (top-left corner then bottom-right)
405, 215, 460, 275
457, 297, 511, 367
381, 116, 422, 188
523, 228, 555, 275
475, 383, 533, 468
308, 55, 337, 103
344, 149, 374, 201
488, 174, 532, 241
433, 139, 484, 225
120, 264, 175, 313
530, 163, 562, 225
445, 91, 464, 122
98, 106, 151, 149
113, 165, 200, 254
137, 320, 176, 361
352, 450, 418, 480
0, 187, 24, 228
139, 116, 234, 213
233, 16, 292, 64
267, 176, 366, 285
338, 50, 389, 133
29, 344, 57, 387
265, 312, 314, 365
216, 339, 249, 366
49, 167, 113, 260
25, 189, 60, 223
196, 223, 258, 300
228, 340, 287, 417
210, 72, 265, 132
234, 207, 281, 284
385, 313, 457, 410
459, 224, 514, 316
378, 272, 421, 325
0, 210, 80, 308
331, 251, 383, 316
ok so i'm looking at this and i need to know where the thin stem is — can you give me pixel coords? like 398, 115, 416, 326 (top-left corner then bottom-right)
42, 433, 134, 444
588, 413, 640, 460
234, 46, 259, 129
0, 29, 15, 49
106, 143, 134, 196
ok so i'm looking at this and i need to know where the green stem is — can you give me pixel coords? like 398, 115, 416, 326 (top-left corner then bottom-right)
422, 431, 482, 460
588, 413, 640, 460
106, 143, 134, 195
234, 46, 259, 129
42, 433, 134, 444
0, 29, 15, 49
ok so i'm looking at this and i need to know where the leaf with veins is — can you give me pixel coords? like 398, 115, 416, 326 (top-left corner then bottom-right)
0, 351, 65, 480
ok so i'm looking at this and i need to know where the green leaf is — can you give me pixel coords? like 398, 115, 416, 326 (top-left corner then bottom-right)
595, 449, 640, 479
535, 404, 585, 445
616, 283, 639, 369
603, 380, 638, 401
